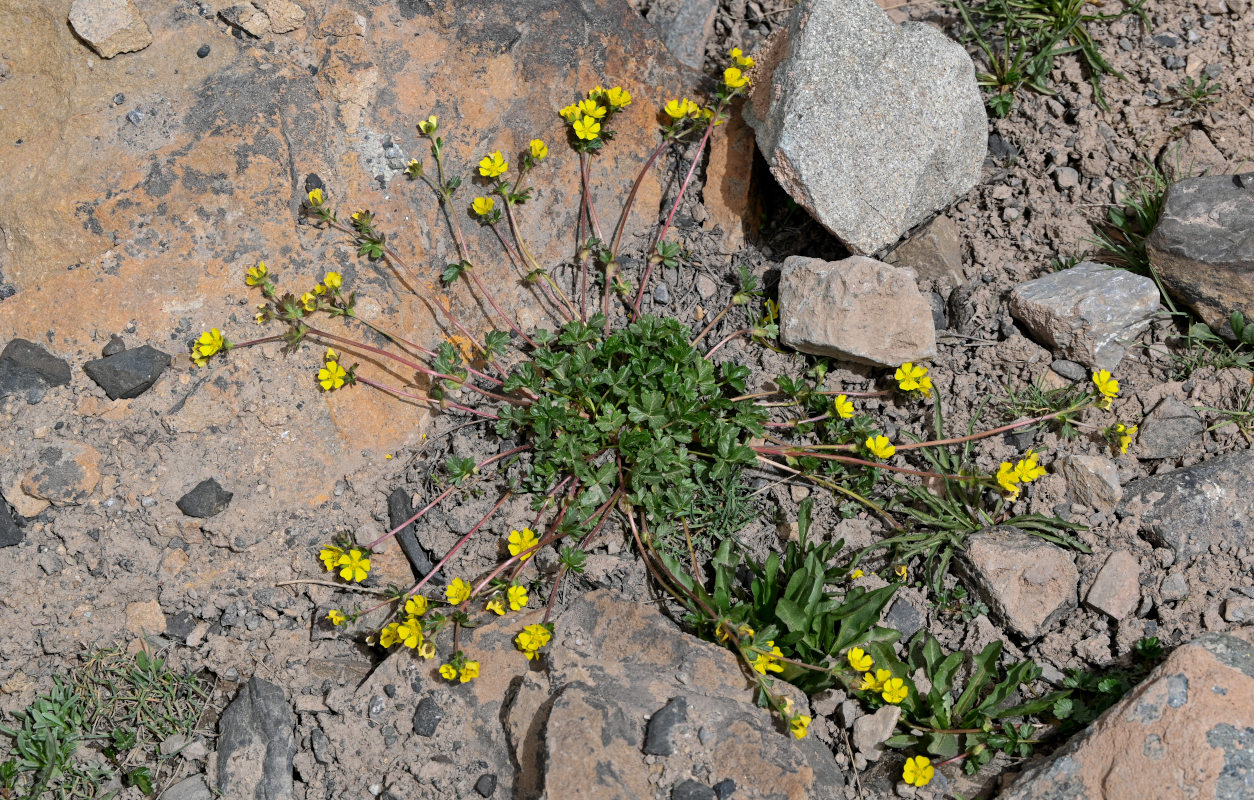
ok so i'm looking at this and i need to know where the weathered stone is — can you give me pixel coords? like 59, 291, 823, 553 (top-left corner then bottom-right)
1160, 129, 1230, 183
474, 773, 498, 798
743, 0, 985, 255
959, 528, 1078, 640
883, 597, 926, 643
852, 703, 900, 761
1160, 573, 1190, 603
21, 441, 101, 506
672, 779, 716, 800
0, 500, 23, 548
778, 255, 936, 367
1001, 630, 1254, 800
217, 677, 295, 800
125, 598, 167, 636
1146, 174, 1254, 337
1008, 261, 1160, 371
219, 4, 271, 37
702, 98, 758, 252
644, 696, 689, 756
1224, 597, 1254, 624
1085, 551, 1141, 620
83, 345, 170, 400
0, 339, 72, 406
176, 478, 233, 519
412, 696, 443, 738
254, 0, 305, 33
68, 0, 152, 59
160, 775, 212, 800
887, 214, 966, 286
1, 474, 49, 518
1058, 454, 1122, 512
1120, 450, 1254, 560
648, 0, 718, 70
388, 487, 441, 584
1137, 396, 1204, 459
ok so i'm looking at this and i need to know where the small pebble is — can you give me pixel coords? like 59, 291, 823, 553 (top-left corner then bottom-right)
653, 282, 671, 305
112, 92, 125, 105
196, 44, 211, 58
1163, 55, 1186, 70
126, 109, 144, 125
1118, 37, 1134, 51
1186, 29, 1202, 43
1054, 167, 1080, 189
1154, 34, 1179, 47
1002, 207, 1021, 222
1204, 63, 1224, 78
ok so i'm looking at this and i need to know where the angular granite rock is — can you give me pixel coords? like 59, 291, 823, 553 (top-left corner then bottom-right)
1001, 629, 1254, 800
1146, 174, 1254, 337
68, 0, 152, 58
743, 0, 986, 255
778, 255, 936, 367
959, 528, 1078, 640
1008, 261, 1160, 371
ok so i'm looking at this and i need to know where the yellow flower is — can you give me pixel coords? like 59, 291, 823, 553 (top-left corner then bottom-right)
917, 375, 933, 397
327, 609, 345, 626
508, 528, 540, 561
895, 564, 908, 581
324, 271, 342, 289
300, 292, 317, 312
882, 677, 909, 704
833, 394, 854, 419
338, 548, 370, 583
529, 139, 548, 160
313, 283, 327, 296
559, 103, 581, 122
730, 47, 755, 68
790, 714, 811, 739
664, 97, 696, 119
478, 150, 508, 178
724, 67, 750, 88
895, 362, 929, 393
418, 641, 436, 660
307, 187, 324, 206
446, 577, 472, 606
472, 196, 495, 217
459, 661, 480, 682
573, 115, 601, 141
1114, 423, 1137, 454
397, 619, 422, 649
516, 623, 552, 659
507, 584, 529, 611
1015, 449, 1047, 483
324, 348, 337, 362
847, 647, 873, 672
486, 598, 506, 616
318, 361, 347, 391
1092, 369, 1119, 404
380, 622, 400, 648
405, 595, 428, 617
195, 329, 225, 360
418, 114, 438, 134
860, 669, 891, 692
603, 86, 631, 108
246, 261, 268, 286
849, 569, 864, 580
577, 98, 607, 119
439, 663, 457, 680
996, 462, 1021, 499
751, 641, 785, 675
864, 435, 896, 459
903, 755, 935, 787
319, 545, 344, 571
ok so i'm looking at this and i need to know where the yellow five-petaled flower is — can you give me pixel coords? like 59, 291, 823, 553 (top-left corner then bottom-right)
751, 641, 785, 675
664, 97, 698, 119
324, 271, 342, 290
472, 196, 495, 217
1114, 422, 1137, 454
246, 261, 268, 286
881, 677, 909, 704
1092, 369, 1119, 407
318, 360, 347, 391
833, 394, 854, 419
307, 187, 324, 206
603, 85, 631, 108
446, 577, 472, 606
327, 609, 345, 626
790, 715, 811, 740
529, 139, 548, 160
903, 755, 935, 787
864, 435, 896, 459
338, 548, 370, 583
894, 362, 932, 397
724, 67, 750, 88
478, 150, 508, 178
508, 527, 540, 561
507, 584, 529, 611
573, 115, 601, 141
730, 47, 755, 68
847, 647, 873, 672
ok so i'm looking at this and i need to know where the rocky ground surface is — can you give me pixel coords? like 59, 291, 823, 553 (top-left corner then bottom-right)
1, 0, 1252, 798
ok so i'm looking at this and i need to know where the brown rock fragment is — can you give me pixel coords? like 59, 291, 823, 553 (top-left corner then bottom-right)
68, 0, 152, 58
959, 528, 1078, 640
21, 441, 102, 506
1084, 550, 1141, 620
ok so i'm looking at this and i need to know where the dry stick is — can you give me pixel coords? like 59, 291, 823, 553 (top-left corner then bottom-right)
763, 412, 831, 429
350, 316, 506, 388
276, 579, 391, 596
731, 388, 893, 402
355, 376, 499, 420
754, 453, 902, 531
305, 326, 523, 406
230, 334, 285, 350
754, 447, 975, 482
632, 109, 722, 320
690, 299, 735, 347
542, 487, 623, 622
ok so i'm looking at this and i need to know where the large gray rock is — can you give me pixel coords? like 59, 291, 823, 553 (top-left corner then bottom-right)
958, 528, 1078, 640
1120, 450, 1254, 561
1008, 261, 1160, 371
1001, 630, 1254, 800
778, 255, 936, 367
68, 0, 152, 58
648, 0, 718, 70
743, 0, 986, 255
216, 677, 295, 800
1137, 396, 1203, 459
1146, 174, 1254, 337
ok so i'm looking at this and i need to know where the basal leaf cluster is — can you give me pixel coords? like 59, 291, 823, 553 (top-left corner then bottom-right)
494, 314, 768, 539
